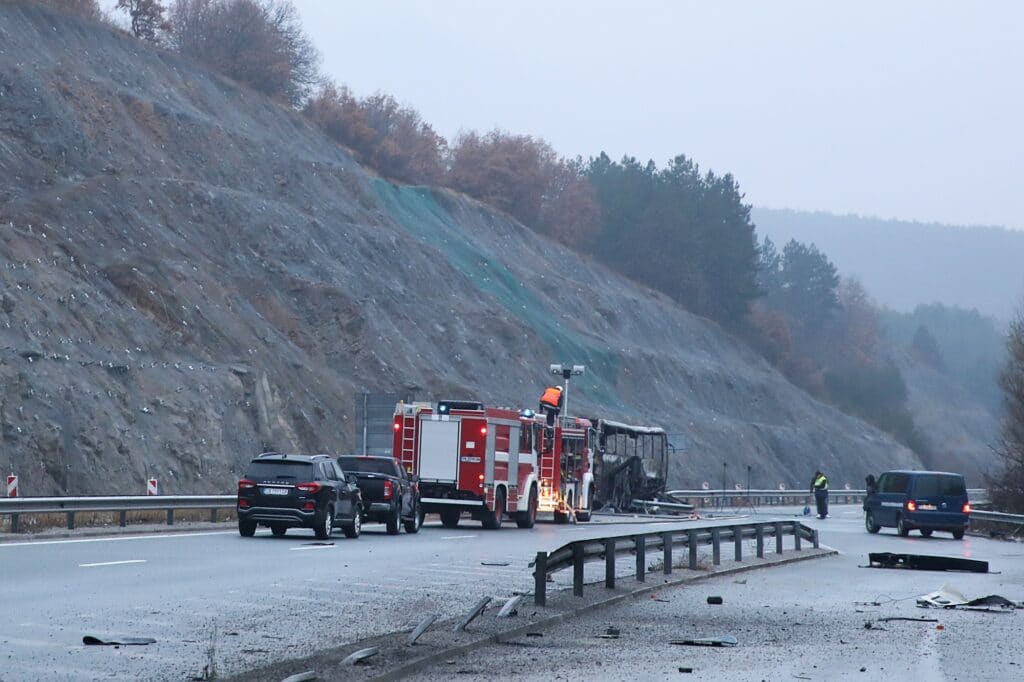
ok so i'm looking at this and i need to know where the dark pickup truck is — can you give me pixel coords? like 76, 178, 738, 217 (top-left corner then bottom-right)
337, 456, 423, 534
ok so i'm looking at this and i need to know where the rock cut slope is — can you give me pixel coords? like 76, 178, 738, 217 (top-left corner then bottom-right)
0, 3, 919, 495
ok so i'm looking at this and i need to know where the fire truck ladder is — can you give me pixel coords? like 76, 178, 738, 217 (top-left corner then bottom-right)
539, 427, 556, 485
398, 412, 417, 471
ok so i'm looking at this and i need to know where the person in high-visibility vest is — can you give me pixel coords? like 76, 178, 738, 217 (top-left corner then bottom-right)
811, 470, 829, 519
538, 385, 563, 428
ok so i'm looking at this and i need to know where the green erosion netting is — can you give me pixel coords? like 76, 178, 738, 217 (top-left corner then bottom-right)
374, 181, 623, 408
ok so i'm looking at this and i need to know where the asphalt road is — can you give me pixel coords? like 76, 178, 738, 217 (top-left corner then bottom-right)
0, 512, 748, 681
410, 506, 1024, 681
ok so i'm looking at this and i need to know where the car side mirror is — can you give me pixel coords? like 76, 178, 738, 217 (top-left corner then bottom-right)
346, 474, 358, 486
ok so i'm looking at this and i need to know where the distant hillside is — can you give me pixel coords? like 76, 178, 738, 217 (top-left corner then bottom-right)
753, 208, 1024, 321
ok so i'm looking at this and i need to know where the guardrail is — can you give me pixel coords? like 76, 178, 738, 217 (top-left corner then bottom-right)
532, 520, 818, 606
665, 488, 990, 508
969, 509, 1024, 535
0, 495, 236, 533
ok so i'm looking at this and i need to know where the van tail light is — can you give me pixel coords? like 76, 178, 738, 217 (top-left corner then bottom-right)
238, 479, 256, 490
383, 480, 394, 500
906, 500, 917, 511
296, 482, 321, 494
963, 503, 971, 513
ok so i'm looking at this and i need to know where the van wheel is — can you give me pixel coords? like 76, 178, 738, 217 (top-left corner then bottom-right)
897, 515, 909, 537
516, 486, 538, 529
440, 509, 460, 528
919, 528, 933, 537
952, 528, 965, 540
865, 511, 880, 534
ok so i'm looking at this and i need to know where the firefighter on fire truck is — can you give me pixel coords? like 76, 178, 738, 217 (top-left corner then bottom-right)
538, 385, 563, 428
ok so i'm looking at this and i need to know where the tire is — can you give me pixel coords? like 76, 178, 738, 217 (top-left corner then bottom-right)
919, 528, 933, 538
897, 515, 909, 537
403, 500, 423, 534
952, 528, 965, 540
553, 510, 569, 524
343, 509, 362, 539
270, 524, 287, 537
314, 506, 334, 540
238, 518, 257, 537
865, 511, 880, 534
576, 485, 594, 522
482, 488, 506, 530
386, 501, 401, 535
440, 509, 460, 529
516, 486, 538, 529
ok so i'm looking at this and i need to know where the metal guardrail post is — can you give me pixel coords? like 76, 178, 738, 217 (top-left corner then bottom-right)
209, 509, 218, 523
812, 528, 819, 549
793, 521, 801, 551
635, 536, 646, 582
10, 513, 18, 533
774, 522, 783, 554
605, 539, 616, 589
534, 552, 548, 606
688, 530, 698, 570
66, 511, 75, 530
573, 544, 585, 597
756, 524, 765, 558
166, 509, 174, 526
119, 510, 127, 527
662, 532, 672, 575
733, 526, 742, 562
711, 528, 721, 566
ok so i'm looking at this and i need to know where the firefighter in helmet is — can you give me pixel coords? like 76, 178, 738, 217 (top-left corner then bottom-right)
538, 385, 563, 428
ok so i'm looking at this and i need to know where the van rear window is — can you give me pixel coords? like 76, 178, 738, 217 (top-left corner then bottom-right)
915, 474, 966, 497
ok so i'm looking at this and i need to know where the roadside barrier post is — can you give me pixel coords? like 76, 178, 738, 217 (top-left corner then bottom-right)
813, 528, 820, 549
604, 539, 616, 588
711, 528, 721, 565
774, 522, 784, 554
756, 525, 765, 558
793, 521, 802, 551
147, 478, 158, 496
688, 530, 698, 570
733, 526, 743, 562
119, 510, 127, 527
6, 474, 17, 498
662, 532, 673, 574
634, 536, 646, 582
572, 544, 585, 597
534, 552, 548, 606
66, 511, 75, 530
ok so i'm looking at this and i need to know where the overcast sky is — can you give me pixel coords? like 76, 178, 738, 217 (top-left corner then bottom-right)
287, 0, 1022, 230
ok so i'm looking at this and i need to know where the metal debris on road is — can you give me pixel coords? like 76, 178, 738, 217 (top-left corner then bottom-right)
877, 617, 939, 623
481, 561, 510, 566
706, 596, 723, 605
341, 647, 379, 666
597, 626, 620, 639
670, 635, 738, 647
678, 666, 694, 673
408, 614, 438, 645
454, 597, 491, 632
917, 586, 1020, 611
498, 595, 524, 618
867, 552, 988, 573
280, 672, 317, 682
83, 635, 156, 645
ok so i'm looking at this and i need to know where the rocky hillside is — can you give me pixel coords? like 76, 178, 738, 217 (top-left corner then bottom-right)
0, 3, 921, 496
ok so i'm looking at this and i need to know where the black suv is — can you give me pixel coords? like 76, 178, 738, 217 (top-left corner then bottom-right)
237, 453, 363, 539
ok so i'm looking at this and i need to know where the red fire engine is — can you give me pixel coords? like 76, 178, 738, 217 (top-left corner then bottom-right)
392, 399, 595, 528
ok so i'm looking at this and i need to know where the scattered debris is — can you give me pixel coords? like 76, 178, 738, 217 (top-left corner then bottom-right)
408, 614, 438, 645
678, 666, 694, 673
867, 552, 988, 573
280, 672, 317, 682
341, 647, 378, 666
526, 632, 544, 637
707, 596, 723, 605
793, 676, 812, 681
83, 635, 156, 646
498, 595, 524, 618
917, 585, 1020, 611
301, 542, 334, 547
670, 635, 738, 647
481, 561, 510, 566
877, 617, 939, 623
863, 621, 887, 631
597, 627, 620, 639
454, 597, 491, 632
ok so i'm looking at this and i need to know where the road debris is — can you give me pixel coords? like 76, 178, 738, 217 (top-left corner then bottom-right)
678, 666, 694, 673
670, 635, 738, 647
917, 586, 1020, 611
867, 552, 988, 573
341, 647, 379, 666
408, 614, 438, 645
706, 596, 723, 605
598, 626, 620, 639
863, 621, 887, 631
454, 597, 491, 632
280, 672, 317, 682
877, 617, 939, 623
83, 635, 156, 645
498, 595, 524, 618
481, 561, 510, 566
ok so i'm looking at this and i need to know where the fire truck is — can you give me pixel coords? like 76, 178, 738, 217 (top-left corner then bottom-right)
392, 399, 595, 528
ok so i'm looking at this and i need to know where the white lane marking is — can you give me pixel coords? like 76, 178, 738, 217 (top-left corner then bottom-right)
289, 544, 335, 551
440, 535, 477, 540
0, 530, 236, 549
79, 559, 147, 568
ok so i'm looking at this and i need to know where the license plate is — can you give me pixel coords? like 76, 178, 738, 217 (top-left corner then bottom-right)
919, 504, 937, 510
262, 487, 289, 496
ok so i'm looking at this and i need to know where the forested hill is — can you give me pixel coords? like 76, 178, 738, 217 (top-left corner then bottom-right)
753, 208, 1024, 321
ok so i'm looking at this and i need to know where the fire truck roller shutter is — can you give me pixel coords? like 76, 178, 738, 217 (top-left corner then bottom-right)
484, 420, 497, 485
508, 424, 520, 511
419, 419, 460, 481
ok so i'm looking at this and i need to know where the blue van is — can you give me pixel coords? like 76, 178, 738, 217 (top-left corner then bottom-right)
863, 470, 970, 539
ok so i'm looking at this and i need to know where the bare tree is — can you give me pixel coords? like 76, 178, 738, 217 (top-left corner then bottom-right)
116, 0, 170, 42
990, 309, 1024, 511
169, 0, 320, 107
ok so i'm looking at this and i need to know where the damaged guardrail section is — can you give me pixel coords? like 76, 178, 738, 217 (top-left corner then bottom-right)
532, 520, 818, 606
0, 495, 235, 532
664, 488, 989, 508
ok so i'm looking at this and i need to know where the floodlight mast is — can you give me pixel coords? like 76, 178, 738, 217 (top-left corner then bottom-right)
549, 363, 585, 419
